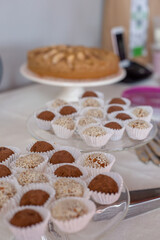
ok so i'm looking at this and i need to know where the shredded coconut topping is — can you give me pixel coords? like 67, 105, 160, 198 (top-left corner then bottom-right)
83, 126, 106, 137
54, 116, 75, 130
54, 178, 84, 199
132, 108, 149, 118
128, 120, 150, 129
0, 181, 16, 208
51, 99, 67, 108
15, 154, 44, 169
51, 199, 87, 221
85, 108, 104, 119
78, 117, 97, 127
84, 153, 109, 168
82, 98, 100, 108
17, 170, 49, 186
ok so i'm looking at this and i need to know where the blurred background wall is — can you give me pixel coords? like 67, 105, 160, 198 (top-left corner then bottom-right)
0, 0, 103, 91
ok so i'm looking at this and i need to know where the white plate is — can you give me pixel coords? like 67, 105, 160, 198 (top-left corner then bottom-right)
20, 63, 126, 87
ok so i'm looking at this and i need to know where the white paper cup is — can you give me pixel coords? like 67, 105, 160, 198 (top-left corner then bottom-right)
80, 107, 105, 120
103, 120, 125, 141
48, 146, 81, 166
5, 206, 50, 240
86, 172, 123, 205
77, 152, 115, 176
80, 97, 104, 109
80, 90, 104, 99
106, 97, 131, 107
51, 116, 76, 139
50, 197, 96, 233
10, 153, 48, 173
34, 108, 58, 131
79, 124, 113, 148
130, 106, 153, 122
52, 177, 91, 200
0, 146, 21, 165
125, 120, 153, 140
26, 141, 58, 158
11, 183, 55, 208
46, 163, 88, 180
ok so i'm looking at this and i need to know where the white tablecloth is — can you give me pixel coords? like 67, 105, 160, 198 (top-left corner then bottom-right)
0, 82, 160, 240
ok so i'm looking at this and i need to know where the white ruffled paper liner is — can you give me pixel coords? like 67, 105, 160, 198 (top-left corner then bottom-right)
106, 97, 131, 108
57, 103, 80, 118
51, 116, 76, 139
77, 152, 115, 176
26, 140, 58, 158
80, 97, 104, 109
108, 110, 136, 126
10, 183, 55, 209
50, 197, 96, 233
125, 120, 153, 140
0, 146, 21, 165
79, 90, 104, 99
0, 177, 21, 216
75, 116, 100, 132
80, 107, 106, 120
130, 106, 153, 122
46, 99, 68, 110
86, 172, 123, 205
46, 163, 88, 180
103, 119, 125, 141
34, 108, 58, 131
79, 124, 113, 147
10, 153, 48, 174
48, 146, 81, 167
5, 205, 50, 240
52, 177, 91, 200
105, 104, 128, 119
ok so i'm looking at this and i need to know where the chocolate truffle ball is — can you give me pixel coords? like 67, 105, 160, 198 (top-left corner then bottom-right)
54, 165, 82, 178
30, 141, 54, 153
109, 98, 126, 105
50, 150, 75, 165
0, 165, 11, 178
115, 113, 132, 121
104, 122, 122, 130
59, 106, 77, 116
82, 91, 98, 98
20, 190, 49, 206
88, 174, 118, 194
10, 209, 42, 227
37, 111, 55, 121
0, 147, 14, 163
107, 106, 124, 114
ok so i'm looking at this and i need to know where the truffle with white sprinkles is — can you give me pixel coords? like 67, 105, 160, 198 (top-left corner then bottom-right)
53, 116, 75, 130
51, 99, 67, 108
17, 170, 49, 186
78, 117, 97, 127
82, 98, 101, 108
83, 126, 106, 137
54, 178, 84, 199
84, 153, 108, 168
132, 108, 149, 118
128, 119, 150, 129
85, 108, 104, 119
0, 181, 16, 208
15, 154, 44, 169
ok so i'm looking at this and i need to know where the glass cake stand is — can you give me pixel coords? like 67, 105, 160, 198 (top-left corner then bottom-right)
27, 114, 157, 152
20, 64, 126, 101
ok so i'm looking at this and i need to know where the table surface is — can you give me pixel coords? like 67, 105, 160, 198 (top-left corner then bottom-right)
0, 77, 160, 240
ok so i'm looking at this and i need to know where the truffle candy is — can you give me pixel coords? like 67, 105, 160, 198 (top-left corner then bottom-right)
78, 117, 97, 127
20, 190, 49, 206
0, 147, 14, 163
107, 105, 124, 114
128, 119, 150, 129
17, 170, 49, 186
132, 108, 149, 118
59, 106, 77, 116
37, 111, 55, 121
115, 113, 132, 121
85, 108, 104, 119
83, 126, 106, 137
53, 116, 75, 130
82, 91, 98, 98
30, 141, 54, 153
51, 99, 67, 108
15, 154, 44, 169
82, 98, 100, 108
104, 122, 122, 130
0, 181, 17, 208
0, 165, 11, 178
84, 153, 109, 168
50, 150, 75, 165
109, 98, 126, 105
88, 174, 118, 194
10, 209, 43, 227
54, 165, 82, 178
